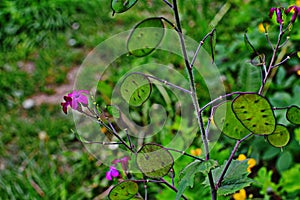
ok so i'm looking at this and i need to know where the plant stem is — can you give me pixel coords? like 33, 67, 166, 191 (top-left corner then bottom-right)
258, 23, 284, 95
160, 178, 188, 200
165, 148, 205, 161
215, 133, 253, 189
171, 0, 216, 199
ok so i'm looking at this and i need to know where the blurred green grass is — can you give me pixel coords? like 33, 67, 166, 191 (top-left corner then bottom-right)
0, 0, 299, 199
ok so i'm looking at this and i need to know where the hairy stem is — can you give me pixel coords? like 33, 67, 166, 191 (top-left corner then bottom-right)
172, 0, 216, 199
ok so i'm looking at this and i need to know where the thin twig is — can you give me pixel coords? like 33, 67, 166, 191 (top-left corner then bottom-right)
215, 133, 253, 189
162, 0, 173, 8
134, 72, 192, 94
190, 28, 216, 67
160, 178, 188, 200
165, 148, 205, 161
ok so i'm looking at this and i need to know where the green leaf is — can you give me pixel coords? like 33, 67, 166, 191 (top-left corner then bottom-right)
127, 17, 165, 57
213, 101, 249, 140
279, 164, 300, 193
276, 151, 293, 173
244, 32, 257, 54
232, 93, 276, 135
107, 105, 120, 118
136, 143, 174, 178
286, 105, 300, 125
73, 131, 89, 143
210, 29, 216, 63
108, 180, 139, 200
204, 160, 253, 195
111, 0, 138, 14
176, 160, 218, 200
267, 124, 290, 148
297, 51, 300, 58
120, 73, 152, 106
237, 63, 261, 92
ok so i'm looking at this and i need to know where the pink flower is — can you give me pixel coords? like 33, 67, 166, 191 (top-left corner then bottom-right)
112, 156, 131, 171
61, 90, 89, 114
106, 166, 120, 181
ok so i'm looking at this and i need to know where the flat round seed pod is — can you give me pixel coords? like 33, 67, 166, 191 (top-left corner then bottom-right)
232, 93, 276, 135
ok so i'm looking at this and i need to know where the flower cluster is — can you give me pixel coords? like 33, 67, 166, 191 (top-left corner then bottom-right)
61, 90, 89, 114
269, 5, 300, 24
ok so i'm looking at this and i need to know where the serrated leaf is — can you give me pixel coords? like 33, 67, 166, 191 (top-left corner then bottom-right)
213, 101, 249, 140
203, 160, 253, 195
108, 180, 138, 200
286, 105, 300, 125
111, 0, 138, 14
267, 124, 290, 147
120, 73, 152, 107
176, 160, 218, 200
127, 17, 165, 57
237, 63, 261, 92
232, 93, 276, 135
136, 143, 173, 178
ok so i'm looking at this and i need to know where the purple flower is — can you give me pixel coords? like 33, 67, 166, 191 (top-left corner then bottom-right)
269, 7, 284, 24
106, 166, 120, 181
112, 156, 131, 171
61, 90, 89, 114
285, 5, 300, 23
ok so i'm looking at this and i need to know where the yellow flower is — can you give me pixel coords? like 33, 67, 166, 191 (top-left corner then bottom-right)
247, 158, 256, 173
237, 154, 256, 173
296, 0, 300, 7
297, 69, 300, 76
237, 154, 247, 161
233, 189, 247, 200
190, 148, 202, 156
258, 23, 269, 33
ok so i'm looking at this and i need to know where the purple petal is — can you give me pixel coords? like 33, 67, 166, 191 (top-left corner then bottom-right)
79, 90, 89, 95
269, 7, 276, 18
78, 95, 88, 105
106, 171, 112, 180
111, 169, 120, 177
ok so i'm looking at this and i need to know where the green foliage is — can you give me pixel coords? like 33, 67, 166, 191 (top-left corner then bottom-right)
108, 180, 139, 200
111, 0, 138, 14
253, 167, 279, 197
176, 160, 218, 200
237, 63, 261, 92
279, 164, 300, 194
204, 160, 253, 195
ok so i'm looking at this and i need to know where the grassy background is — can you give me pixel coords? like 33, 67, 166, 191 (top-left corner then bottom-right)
0, 0, 299, 199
